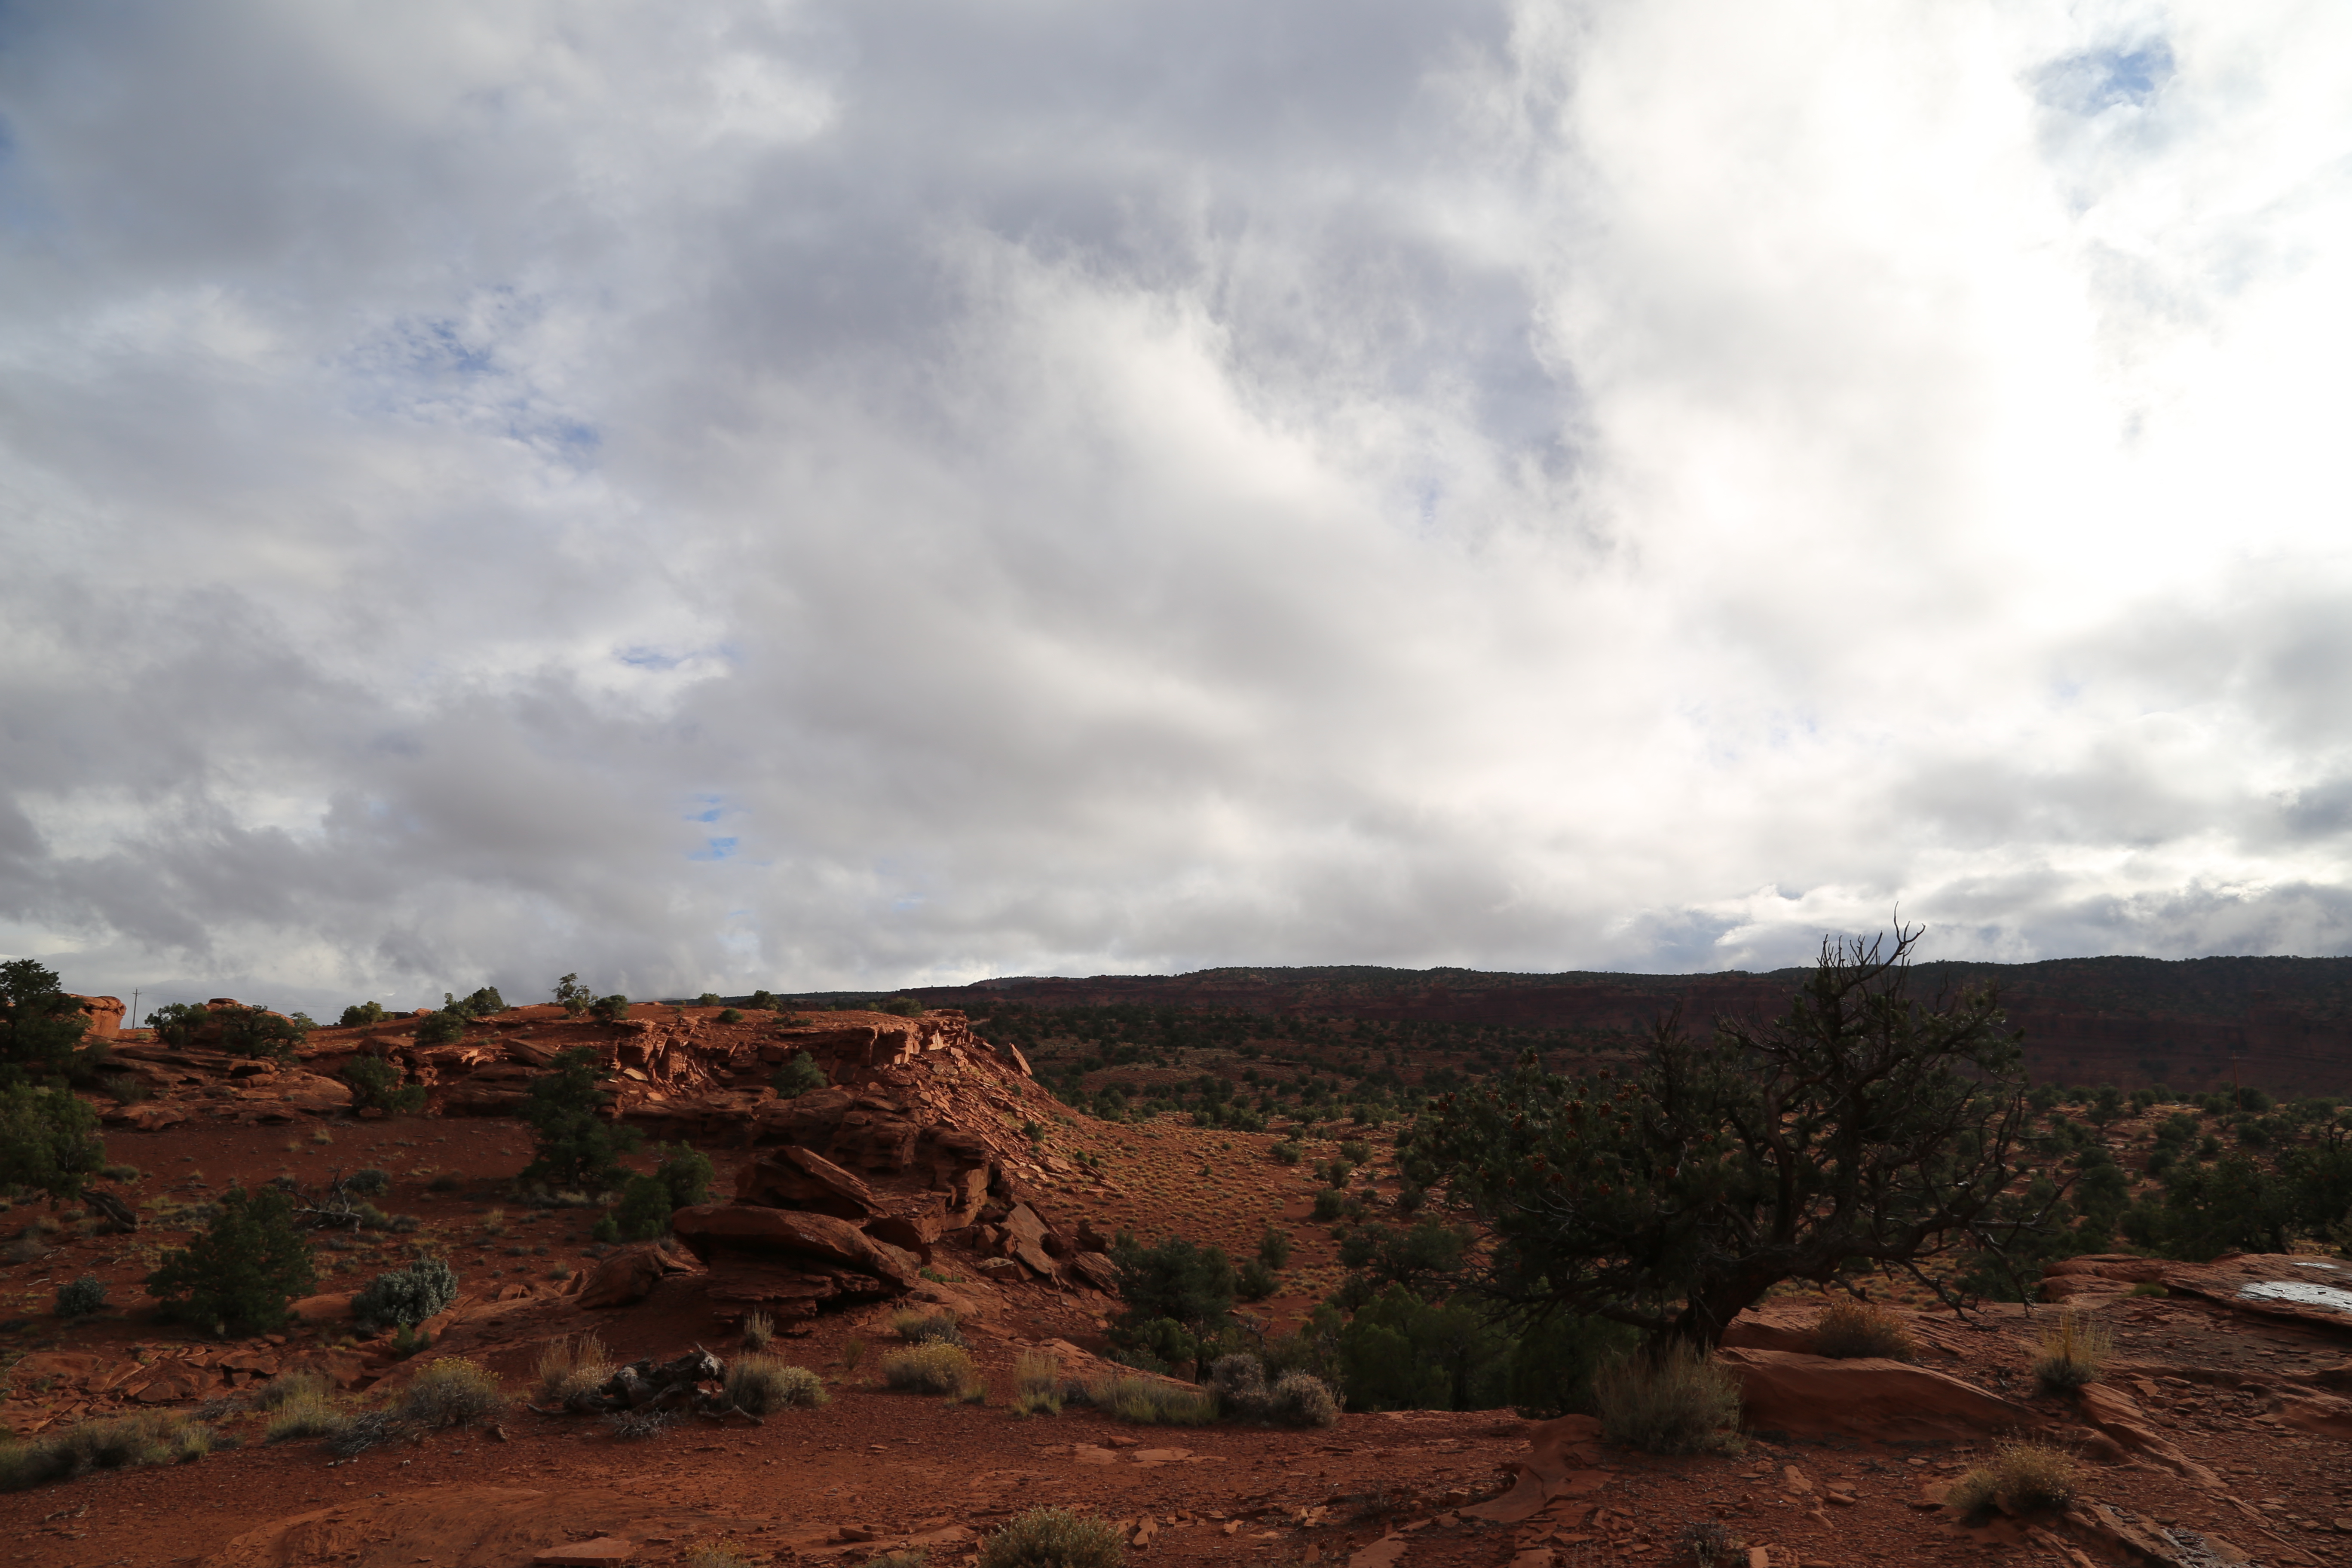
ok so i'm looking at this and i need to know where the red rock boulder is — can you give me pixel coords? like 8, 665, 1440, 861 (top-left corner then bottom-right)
1717, 1347, 2040, 1440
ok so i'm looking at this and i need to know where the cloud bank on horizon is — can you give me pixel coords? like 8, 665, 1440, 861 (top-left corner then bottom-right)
4, 1, 2350, 1011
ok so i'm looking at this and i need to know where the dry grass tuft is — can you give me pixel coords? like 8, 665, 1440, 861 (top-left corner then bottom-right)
534, 1332, 614, 1406
1945, 1439, 2082, 1518
2031, 1308, 2111, 1395
1811, 1298, 1917, 1360
1084, 1374, 1217, 1427
740, 1310, 774, 1352
1012, 1350, 1064, 1417
1594, 1343, 1744, 1455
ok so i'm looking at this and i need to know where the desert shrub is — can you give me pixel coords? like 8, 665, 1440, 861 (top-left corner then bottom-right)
1207, 1353, 1268, 1419
147, 1183, 316, 1334
2127, 1281, 2168, 1298
0, 1081, 107, 1201
588, 993, 631, 1024
1257, 1225, 1292, 1268
747, 989, 778, 1010
977, 1507, 1124, 1568
1270, 1140, 1302, 1166
2031, 1308, 2111, 1394
1012, 1351, 1064, 1416
1311, 1189, 1346, 1222
324, 1408, 408, 1458
1338, 1139, 1372, 1164
877, 995, 925, 1017
1268, 1371, 1341, 1428
397, 1357, 504, 1428
726, 1354, 827, 1414
606, 1408, 673, 1441
340, 1054, 426, 1115
717, 1008, 744, 1025
883, 1341, 977, 1396
685, 1545, 756, 1568
892, 1309, 965, 1345
0, 1410, 213, 1490
519, 1047, 642, 1190
343, 1166, 392, 1194
772, 1051, 828, 1098
1592, 1343, 1743, 1455
741, 1310, 774, 1351
1810, 1299, 1917, 1361
263, 1390, 348, 1444
534, 1332, 614, 1406
338, 1001, 388, 1027
1085, 1374, 1217, 1426
54, 1274, 106, 1319
1676, 1519, 1746, 1568
1236, 1259, 1278, 1302
352, 1256, 459, 1331
1945, 1439, 2081, 1519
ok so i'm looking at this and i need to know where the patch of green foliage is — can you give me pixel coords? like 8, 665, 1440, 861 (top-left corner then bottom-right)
519, 1047, 642, 1191
146, 1184, 317, 1335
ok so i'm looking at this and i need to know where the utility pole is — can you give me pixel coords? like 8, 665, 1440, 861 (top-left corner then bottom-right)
132, 988, 139, 1033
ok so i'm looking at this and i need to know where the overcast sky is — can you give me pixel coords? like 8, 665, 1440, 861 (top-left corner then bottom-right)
4, 2, 2349, 1014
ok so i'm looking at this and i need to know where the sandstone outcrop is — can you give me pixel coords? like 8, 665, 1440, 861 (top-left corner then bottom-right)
1717, 1347, 2042, 1440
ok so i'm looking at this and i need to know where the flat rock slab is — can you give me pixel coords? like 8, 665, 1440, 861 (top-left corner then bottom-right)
197, 1485, 759, 1568
533, 1540, 636, 1565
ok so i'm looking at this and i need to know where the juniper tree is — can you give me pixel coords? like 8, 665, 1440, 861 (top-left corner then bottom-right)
1408, 926, 2050, 1349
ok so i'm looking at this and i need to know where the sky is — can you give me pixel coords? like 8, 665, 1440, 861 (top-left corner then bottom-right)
3, 1, 2350, 1015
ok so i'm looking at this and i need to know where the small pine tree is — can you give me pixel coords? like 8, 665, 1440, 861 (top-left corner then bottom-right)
772, 1051, 828, 1098
613, 1174, 673, 1241
146, 1185, 317, 1335
519, 1047, 641, 1191
0, 1082, 108, 1200
553, 973, 594, 1016
340, 1053, 426, 1115
413, 1011, 466, 1046
654, 1142, 714, 1207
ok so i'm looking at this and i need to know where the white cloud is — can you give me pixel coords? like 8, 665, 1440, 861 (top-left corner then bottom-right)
2, 0, 2349, 1012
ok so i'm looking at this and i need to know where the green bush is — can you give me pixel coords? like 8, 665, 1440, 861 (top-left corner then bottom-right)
726, 1354, 827, 1413
413, 1011, 466, 1047
877, 996, 925, 1017
747, 990, 778, 1011
1268, 1370, 1339, 1427
519, 1047, 641, 1191
339, 1001, 388, 1027
1311, 1189, 1345, 1222
1236, 1259, 1278, 1302
352, 1256, 459, 1331
772, 1051, 828, 1098
977, 1507, 1125, 1568
696, 992, 723, 1008
717, 1008, 744, 1025
54, 1274, 106, 1319
445, 987, 506, 1018
613, 1175, 673, 1241
397, 1357, 504, 1428
146, 1184, 317, 1335
1337, 1283, 1513, 1411
340, 1053, 426, 1115
0, 1410, 213, 1491
0, 1082, 107, 1201
1107, 1232, 1234, 1374
1338, 1139, 1372, 1164
588, 994, 631, 1024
